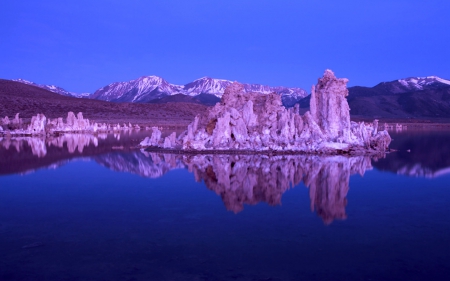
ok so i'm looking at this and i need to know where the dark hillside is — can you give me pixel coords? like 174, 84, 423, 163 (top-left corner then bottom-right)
148, 93, 220, 106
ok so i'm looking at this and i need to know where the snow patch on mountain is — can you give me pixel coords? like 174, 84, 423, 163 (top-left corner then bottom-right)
397, 76, 450, 90
13, 79, 90, 98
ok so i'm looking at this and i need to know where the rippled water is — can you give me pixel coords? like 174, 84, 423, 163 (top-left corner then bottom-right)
0, 130, 450, 280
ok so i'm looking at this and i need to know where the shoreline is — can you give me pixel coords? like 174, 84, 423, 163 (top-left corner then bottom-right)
141, 146, 391, 157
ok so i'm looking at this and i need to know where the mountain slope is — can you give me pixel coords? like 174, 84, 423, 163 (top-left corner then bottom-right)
13, 79, 90, 98
91, 76, 308, 107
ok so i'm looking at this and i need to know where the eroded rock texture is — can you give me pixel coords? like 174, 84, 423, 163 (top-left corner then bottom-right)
141, 70, 391, 154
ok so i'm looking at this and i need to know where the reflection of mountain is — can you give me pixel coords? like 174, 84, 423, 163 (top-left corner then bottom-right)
93, 152, 185, 178
373, 131, 450, 177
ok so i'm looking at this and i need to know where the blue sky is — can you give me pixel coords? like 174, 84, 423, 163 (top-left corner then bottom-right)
1, 0, 449, 93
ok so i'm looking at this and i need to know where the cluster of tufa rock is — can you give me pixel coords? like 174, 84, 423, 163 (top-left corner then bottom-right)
0, 112, 141, 136
140, 70, 391, 154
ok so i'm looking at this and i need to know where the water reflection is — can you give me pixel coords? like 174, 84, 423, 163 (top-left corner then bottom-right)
93, 152, 373, 224
94, 152, 186, 178
373, 130, 450, 178
0, 134, 104, 157
0, 132, 149, 175
3, 130, 450, 178
1, 130, 450, 223
182, 154, 371, 224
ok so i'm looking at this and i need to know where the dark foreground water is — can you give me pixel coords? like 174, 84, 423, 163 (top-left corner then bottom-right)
0, 130, 450, 280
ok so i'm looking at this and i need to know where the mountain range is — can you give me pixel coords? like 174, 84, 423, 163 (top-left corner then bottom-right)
90, 76, 308, 107
13, 76, 308, 107
7, 74, 450, 120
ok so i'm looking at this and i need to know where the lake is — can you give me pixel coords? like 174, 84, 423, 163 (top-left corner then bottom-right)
1, 129, 450, 280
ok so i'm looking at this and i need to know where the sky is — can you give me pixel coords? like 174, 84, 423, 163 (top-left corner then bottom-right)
1, 0, 449, 94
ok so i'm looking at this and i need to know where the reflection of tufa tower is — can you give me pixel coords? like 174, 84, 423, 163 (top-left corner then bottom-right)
303, 156, 371, 224
184, 154, 372, 224
303, 160, 350, 224
187, 154, 297, 213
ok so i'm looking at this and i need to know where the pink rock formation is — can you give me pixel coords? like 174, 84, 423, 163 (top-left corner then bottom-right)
142, 70, 391, 154
163, 132, 177, 148
140, 127, 162, 147
1, 116, 10, 125
310, 70, 352, 141
28, 114, 46, 134
11, 113, 23, 127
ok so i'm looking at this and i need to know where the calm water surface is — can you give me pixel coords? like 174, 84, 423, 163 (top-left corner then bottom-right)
0, 130, 449, 280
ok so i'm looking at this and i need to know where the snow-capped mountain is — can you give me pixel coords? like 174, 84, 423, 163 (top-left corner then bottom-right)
397, 76, 450, 90
13, 79, 90, 98
90, 76, 183, 103
374, 76, 450, 94
91, 75, 308, 107
183, 77, 232, 96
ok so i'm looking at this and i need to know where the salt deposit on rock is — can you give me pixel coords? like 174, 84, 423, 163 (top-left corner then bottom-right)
11, 113, 22, 127
140, 127, 162, 147
28, 114, 47, 134
1, 116, 10, 125
163, 132, 177, 148
141, 70, 391, 154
